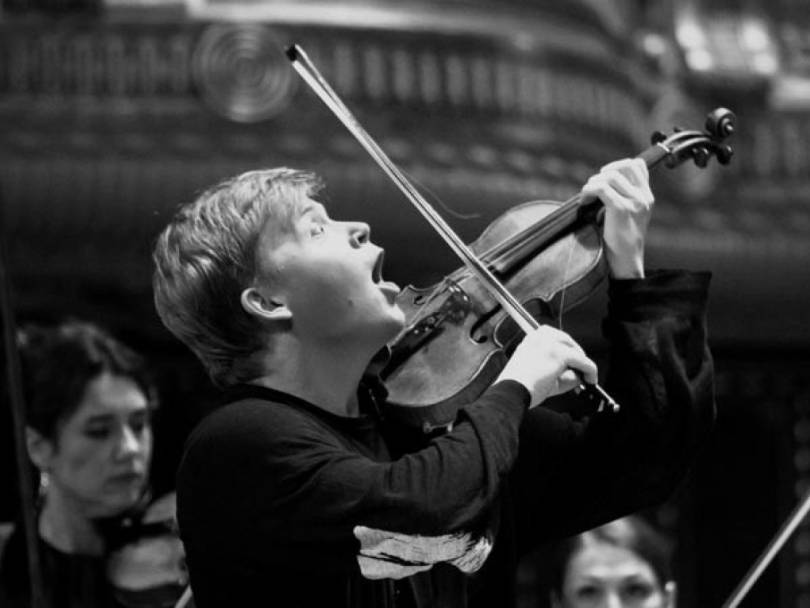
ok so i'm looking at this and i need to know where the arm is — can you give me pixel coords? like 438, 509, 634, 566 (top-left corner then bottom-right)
178, 311, 601, 552
178, 379, 529, 574
510, 269, 715, 551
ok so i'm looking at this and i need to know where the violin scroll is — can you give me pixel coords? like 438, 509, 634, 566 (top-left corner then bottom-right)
649, 107, 736, 170
706, 107, 735, 139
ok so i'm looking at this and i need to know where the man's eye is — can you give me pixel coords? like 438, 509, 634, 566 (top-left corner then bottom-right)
311, 224, 326, 236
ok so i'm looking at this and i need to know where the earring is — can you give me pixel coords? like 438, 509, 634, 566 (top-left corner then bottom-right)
38, 470, 50, 499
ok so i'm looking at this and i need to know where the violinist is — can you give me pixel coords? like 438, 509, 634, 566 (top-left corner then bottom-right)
152, 159, 714, 608
0, 320, 187, 608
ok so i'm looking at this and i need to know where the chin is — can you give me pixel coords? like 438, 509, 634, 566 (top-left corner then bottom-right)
87, 497, 139, 520
388, 301, 407, 326
99, 485, 146, 515
362, 316, 405, 353
383, 310, 406, 338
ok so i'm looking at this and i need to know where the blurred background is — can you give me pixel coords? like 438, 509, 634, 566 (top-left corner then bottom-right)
1, 0, 809, 605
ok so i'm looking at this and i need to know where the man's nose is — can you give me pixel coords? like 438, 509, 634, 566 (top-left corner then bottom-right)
348, 221, 370, 246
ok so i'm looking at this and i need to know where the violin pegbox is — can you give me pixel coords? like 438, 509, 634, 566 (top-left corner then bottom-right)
650, 107, 736, 170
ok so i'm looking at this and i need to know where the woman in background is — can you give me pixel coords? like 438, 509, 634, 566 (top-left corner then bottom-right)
548, 515, 677, 608
0, 320, 186, 608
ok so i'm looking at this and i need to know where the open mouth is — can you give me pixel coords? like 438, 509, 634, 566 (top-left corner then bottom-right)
372, 251, 384, 283
371, 250, 400, 297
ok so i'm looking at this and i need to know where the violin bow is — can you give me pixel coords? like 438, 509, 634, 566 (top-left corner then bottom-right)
174, 585, 193, 608
722, 486, 810, 607
0, 185, 47, 606
285, 44, 618, 412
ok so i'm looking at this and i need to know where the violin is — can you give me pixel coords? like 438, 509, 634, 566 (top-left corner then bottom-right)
104, 492, 190, 608
380, 109, 735, 412
286, 43, 734, 417
293, 43, 791, 607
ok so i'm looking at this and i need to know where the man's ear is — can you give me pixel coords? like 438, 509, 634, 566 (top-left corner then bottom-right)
241, 287, 293, 322
26, 426, 53, 471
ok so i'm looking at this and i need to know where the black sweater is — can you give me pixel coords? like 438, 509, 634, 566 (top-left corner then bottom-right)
176, 270, 715, 608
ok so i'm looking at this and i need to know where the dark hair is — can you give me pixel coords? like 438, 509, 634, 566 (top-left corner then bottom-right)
18, 320, 156, 441
549, 516, 674, 594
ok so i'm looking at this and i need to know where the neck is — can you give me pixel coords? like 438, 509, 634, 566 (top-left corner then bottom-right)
250, 334, 378, 417
39, 485, 105, 555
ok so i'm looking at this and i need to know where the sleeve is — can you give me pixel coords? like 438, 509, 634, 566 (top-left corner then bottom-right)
509, 269, 715, 552
179, 380, 529, 572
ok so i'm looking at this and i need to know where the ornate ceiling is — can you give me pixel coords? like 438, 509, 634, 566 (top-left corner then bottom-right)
0, 0, 809, 346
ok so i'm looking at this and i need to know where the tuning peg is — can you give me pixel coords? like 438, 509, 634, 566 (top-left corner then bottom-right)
705, 108, 736, 140
692, 147, 710, 168
650, 131, 667, 145
716, 145, 734, 165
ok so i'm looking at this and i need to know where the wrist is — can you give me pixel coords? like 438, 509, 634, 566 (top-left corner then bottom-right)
606, 251, 645, 279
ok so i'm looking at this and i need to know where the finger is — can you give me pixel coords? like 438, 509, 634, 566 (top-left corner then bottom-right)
588, 179, 655, 221
622, 158, 649, 186
581, 178, 641, 216
562, 349, 598, 385
615, 162, 654, 207
537, 325, 582, 350
600, 158, 649, 183
585, 158, 649, 205
585, 171, 653, 208
589, 172, 638, 203
556, 369, 582, 394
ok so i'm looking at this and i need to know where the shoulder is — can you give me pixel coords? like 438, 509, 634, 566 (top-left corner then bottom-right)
180, 397, 344, 473
190, 397, 325, 444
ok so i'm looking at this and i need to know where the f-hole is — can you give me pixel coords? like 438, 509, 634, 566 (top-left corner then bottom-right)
469, 307, 500, 344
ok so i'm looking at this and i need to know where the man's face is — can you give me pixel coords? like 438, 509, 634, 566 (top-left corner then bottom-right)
37, 373, 152, 518
254, 196, 405, 347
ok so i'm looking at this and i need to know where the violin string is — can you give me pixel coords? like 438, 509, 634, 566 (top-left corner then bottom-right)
557, 237, 575, 331
399, 167, 481, 221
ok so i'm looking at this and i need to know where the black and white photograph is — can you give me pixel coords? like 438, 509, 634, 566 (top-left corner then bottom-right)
1, 1, 809, 606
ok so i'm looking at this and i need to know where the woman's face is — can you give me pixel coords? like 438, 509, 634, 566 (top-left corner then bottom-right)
34, 372, 153, 518
554, 541, 675, 608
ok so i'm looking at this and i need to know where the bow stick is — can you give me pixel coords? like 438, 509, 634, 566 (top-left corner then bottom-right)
722, 485, 810, 607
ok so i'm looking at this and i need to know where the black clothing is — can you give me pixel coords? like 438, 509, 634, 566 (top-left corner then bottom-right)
0, 524, 120, 608
0, 500, 187, 608
177, 270, 714, 608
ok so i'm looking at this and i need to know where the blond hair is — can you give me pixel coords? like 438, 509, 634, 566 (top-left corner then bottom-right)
153, 167, 323, 385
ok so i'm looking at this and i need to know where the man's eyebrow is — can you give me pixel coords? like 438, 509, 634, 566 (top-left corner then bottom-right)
298, 202, 328, 219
